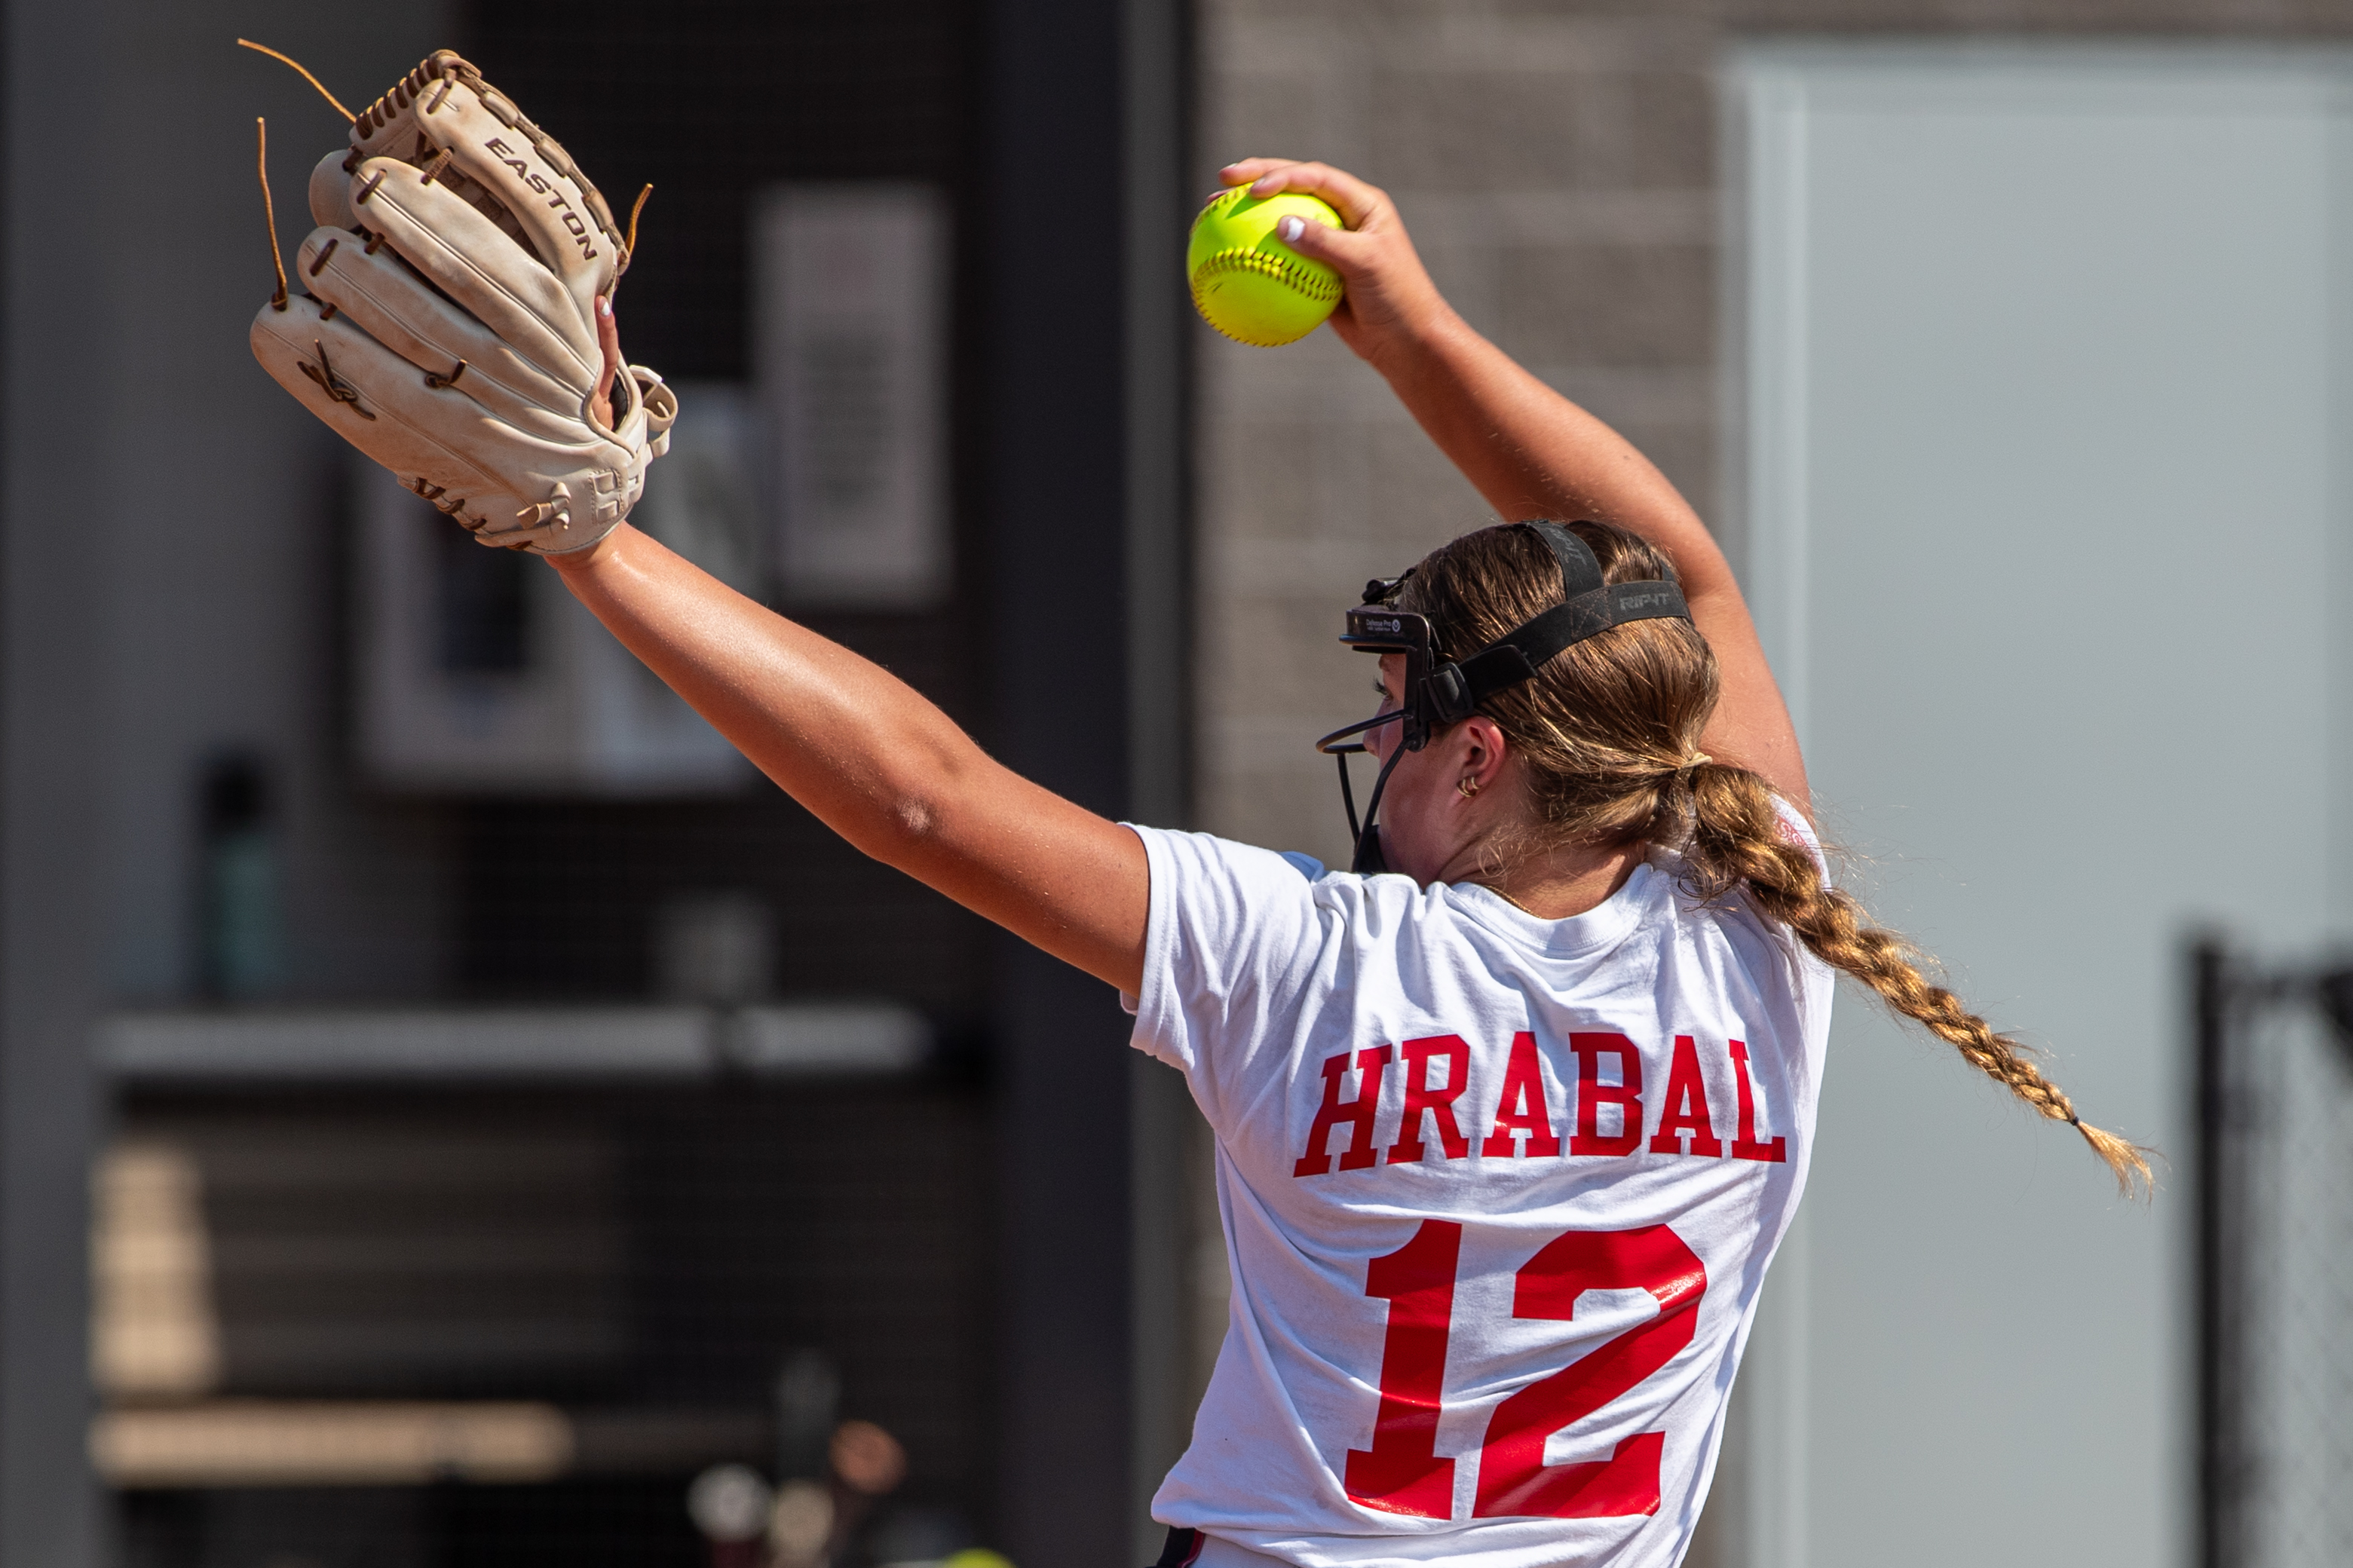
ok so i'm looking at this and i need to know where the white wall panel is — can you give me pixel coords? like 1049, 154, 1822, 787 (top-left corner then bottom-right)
1732, 44, 2353, 1568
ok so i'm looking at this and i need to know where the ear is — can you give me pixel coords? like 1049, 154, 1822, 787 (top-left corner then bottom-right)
1452, 715, 1511, 795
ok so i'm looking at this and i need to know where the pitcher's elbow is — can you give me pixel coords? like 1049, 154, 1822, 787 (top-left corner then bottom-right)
889, 793, 942, 844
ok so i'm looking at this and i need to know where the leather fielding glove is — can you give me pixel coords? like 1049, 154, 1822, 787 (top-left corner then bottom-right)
250, 49, 676, 554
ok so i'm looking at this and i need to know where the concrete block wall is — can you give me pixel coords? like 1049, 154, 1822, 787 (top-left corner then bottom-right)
1195, 5, 1721, 865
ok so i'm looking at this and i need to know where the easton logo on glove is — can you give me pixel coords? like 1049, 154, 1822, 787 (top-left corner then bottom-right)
483, 136, 599, 257
245, 44, 676, 556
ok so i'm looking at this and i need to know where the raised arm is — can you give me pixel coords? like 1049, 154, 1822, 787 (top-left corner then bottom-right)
547, 522, 1149, 995
1222, 159, 1809, 813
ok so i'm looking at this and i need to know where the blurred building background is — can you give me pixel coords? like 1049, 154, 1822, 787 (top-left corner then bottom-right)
10, 1, 1192, 1564
8, 2, 2353, 1567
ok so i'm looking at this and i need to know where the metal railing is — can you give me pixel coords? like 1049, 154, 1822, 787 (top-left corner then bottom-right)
96, 1001, 932, 1086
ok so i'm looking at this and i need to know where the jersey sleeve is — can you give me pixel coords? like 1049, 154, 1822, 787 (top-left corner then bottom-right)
1124, 825, 1334, 1131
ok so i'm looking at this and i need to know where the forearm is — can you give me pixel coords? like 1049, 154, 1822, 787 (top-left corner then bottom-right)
550, 526, 976, 853
545, 525, 1148, 986
1376, 311, 1808, 808
1371, 308, 1737, 602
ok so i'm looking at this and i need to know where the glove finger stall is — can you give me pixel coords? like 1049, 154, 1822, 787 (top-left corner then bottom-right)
250, 296, 519, 534
309, 151, 357, 229
254, 292, 648, 554
299, 227, 585, 443
353, 157, 600, 397
349, 51, 623, 318
400, 75, 615, 328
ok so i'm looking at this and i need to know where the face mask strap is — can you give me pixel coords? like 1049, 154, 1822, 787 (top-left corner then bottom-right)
1316, 706, 1409, 870
1348, 742, 1408, 874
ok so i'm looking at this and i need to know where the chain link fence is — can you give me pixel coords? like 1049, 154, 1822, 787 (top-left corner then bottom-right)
2195, 940, 2353, 1568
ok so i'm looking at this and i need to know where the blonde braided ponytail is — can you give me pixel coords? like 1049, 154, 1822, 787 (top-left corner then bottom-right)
1677, 761, 2153, 1196
1397, 519, 2153, 1197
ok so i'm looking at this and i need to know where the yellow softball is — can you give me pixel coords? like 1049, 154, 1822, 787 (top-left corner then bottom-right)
1187, 188, 1345, 347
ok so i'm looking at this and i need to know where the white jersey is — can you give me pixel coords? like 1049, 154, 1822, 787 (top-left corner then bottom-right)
1125, 800, 1833, 1568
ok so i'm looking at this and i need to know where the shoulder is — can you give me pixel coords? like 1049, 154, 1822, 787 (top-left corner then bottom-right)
1130, 825, 1432, 919
1123, 828, 1365, 1092
1125, 826, 1343, 998
1129, 825, 1331, 905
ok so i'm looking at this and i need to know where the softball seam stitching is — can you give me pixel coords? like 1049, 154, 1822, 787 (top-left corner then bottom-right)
1188, 246, 1344, 305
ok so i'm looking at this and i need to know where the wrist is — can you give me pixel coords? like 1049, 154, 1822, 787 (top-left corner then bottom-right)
542, 522, 631, 574
1363, 296, 1473, 384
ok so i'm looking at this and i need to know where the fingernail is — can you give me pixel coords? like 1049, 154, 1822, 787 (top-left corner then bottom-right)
1279, 216, 1305, 242
597, 296, 611, 318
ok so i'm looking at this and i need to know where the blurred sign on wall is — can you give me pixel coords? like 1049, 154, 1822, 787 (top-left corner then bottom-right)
630, 381, 763, 596
355, 469, 752, 795
755, 184, 952, 610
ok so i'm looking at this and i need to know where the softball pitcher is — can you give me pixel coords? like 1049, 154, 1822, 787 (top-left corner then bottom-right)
250, 53, 2146, 1567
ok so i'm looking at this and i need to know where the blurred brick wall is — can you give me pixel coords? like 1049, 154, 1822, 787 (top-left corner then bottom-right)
1194, 6, 1720, 862
1190, 0, 2353, 866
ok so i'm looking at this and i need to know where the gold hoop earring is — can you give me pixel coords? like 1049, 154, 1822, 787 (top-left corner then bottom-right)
1457, 777, 1480, 798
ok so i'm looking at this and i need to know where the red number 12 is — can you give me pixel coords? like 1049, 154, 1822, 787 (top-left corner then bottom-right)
1343, 1221, 1707, 1521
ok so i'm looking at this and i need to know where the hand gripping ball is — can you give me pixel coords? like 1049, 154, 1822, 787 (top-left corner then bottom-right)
1187, 188, 1345, 347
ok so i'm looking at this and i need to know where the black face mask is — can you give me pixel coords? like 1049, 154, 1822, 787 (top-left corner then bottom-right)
1312, 522, 1693, 876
